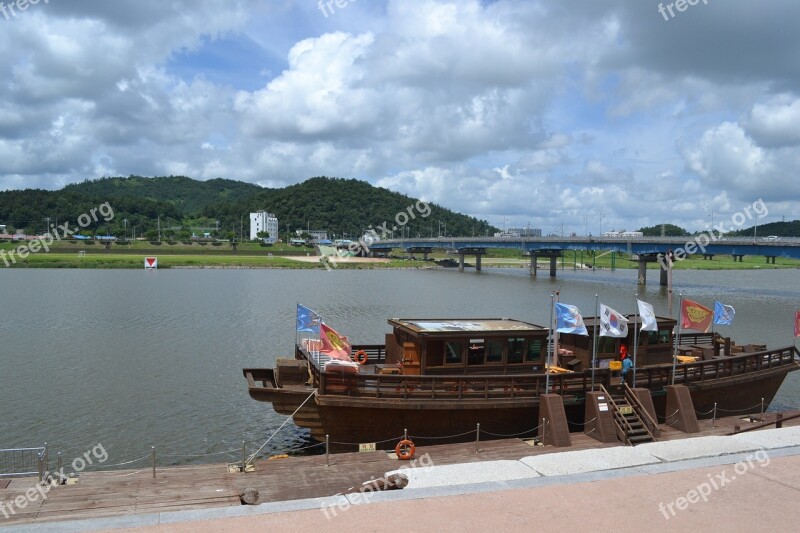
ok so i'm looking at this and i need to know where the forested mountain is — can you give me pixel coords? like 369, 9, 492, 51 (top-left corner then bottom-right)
0, 176, 496, 239
728, 220, 800, 238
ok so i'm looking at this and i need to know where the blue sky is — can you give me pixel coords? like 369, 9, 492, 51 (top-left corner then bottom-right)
1, 0, 799, 234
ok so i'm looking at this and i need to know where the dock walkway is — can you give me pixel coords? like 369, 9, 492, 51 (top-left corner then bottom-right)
2, 412, 799, 530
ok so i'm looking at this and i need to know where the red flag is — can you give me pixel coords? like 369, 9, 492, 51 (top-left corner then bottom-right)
794, 310, 800, 338
320, 323, 351, 360
681, 299, 713, 333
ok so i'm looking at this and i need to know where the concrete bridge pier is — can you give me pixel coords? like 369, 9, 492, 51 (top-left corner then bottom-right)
765, 256, 777, 264
528, 250, 563, 278
732, 255, 744, 262
632, 253, 665, 285
453, 247, 486, 272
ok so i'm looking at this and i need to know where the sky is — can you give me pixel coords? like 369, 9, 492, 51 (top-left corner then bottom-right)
0, 0, 798, 235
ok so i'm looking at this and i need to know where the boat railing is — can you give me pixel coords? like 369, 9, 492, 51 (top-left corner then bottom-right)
0, 445, 47, 480
318, 368, 610, 400
639, 346, 798, 389
297, 343, 387, 373
676, 332, 715, 346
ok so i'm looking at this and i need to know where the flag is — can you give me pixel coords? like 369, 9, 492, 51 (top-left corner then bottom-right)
636, 299, 658, 332
599, 304, 628, 338
794, 310, 800, 338
555, 302, 588, 335
320, 322, 352, 360
296, 304, 320, 333
713, 301, 735, 326
680, 298, 713, 333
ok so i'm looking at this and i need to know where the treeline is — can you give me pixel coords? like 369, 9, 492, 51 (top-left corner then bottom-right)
0, 175, 496, 239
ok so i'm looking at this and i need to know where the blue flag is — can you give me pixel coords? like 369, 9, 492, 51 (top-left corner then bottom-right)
713, 301, 735, 326
297, 304, 320, 333
555, 302, 589, 335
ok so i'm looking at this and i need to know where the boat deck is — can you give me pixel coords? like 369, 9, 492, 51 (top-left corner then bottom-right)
2, 411, 799, 527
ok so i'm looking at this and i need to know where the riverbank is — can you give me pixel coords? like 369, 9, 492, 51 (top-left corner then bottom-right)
3, 413, 799, 530
1, 248, 798, 270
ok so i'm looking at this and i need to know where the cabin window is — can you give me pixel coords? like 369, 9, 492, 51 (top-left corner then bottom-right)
468, 339, 485, 365
445, 341, 463, 364
597, 336, 617, 355
508, 338, 525, 364
647, 329, 672, 345
486, 340, 504, 363
526, 339, 543, 362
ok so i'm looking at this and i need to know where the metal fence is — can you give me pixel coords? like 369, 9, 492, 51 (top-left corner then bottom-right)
0, 445, 47, 480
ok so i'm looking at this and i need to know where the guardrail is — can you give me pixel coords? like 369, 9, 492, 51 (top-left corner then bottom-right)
638, 347, 798, 388
0, 445, 47, 480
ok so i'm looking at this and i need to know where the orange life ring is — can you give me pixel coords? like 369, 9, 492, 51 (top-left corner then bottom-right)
354, 350, 368, 365
395, 439, 415, 460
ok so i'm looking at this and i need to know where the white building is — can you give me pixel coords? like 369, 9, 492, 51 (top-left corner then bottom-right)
250, 212, 279, 242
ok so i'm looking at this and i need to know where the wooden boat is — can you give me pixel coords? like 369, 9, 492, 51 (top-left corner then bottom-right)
243, 316, 799, 450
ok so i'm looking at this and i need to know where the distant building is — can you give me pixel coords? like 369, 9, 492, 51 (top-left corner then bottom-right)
250, 212, 279, 242
307, 230, 328, 241
508, 227, 542, 237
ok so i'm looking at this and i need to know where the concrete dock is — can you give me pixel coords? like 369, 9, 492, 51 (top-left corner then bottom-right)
3, 414, 800, 531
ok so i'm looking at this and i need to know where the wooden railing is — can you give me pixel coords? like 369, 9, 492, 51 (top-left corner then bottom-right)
637, 347, 799, 389
319, 367, 612, 400
623, 383, 660, 438
676, 332, 715, 346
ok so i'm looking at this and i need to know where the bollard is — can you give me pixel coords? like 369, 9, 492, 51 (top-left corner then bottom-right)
541, 417, 546, 443
44, 442, 48, 475
712, 403, 717, 428
37, 451, 44, 483
325, 435, 330, 467
241, 441, 246, 473
57, 452, 62, 482
476, 423, 480, 454
776, 413, 783, 429
404, 428, 408, 441
761, 398, 764, 417
152, 446, 156, 479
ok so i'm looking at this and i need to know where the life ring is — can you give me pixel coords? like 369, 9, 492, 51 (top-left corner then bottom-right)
395, 439, 415, 460
354, 350, 368, 365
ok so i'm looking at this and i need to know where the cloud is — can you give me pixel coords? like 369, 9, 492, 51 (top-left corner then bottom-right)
0, 0, 799, 231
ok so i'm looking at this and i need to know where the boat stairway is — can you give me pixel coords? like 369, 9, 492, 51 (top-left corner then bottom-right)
610, 394, 656, 445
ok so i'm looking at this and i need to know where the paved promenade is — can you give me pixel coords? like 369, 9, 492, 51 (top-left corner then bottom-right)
7, 426, 800, 532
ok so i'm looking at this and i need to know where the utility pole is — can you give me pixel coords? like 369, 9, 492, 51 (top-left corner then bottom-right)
157, 216, 161, 241
124, 219, 128, 240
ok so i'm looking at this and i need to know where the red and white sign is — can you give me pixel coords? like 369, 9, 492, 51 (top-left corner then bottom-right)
144, 257, 158, 269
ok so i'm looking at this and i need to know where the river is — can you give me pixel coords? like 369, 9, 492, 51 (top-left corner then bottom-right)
1, 267, 798, 468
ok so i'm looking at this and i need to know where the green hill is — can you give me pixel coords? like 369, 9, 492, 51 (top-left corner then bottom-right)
0, 176, 496, 239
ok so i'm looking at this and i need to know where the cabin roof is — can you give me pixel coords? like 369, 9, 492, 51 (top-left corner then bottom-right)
388, 318, 546, 336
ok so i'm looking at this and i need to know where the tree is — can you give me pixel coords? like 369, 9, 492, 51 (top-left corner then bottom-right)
638, 224, 689, 237
257, 230, 270, 240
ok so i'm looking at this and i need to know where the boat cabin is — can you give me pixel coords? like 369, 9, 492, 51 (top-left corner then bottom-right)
384, 318, 550, 375
558, 315, 677, 370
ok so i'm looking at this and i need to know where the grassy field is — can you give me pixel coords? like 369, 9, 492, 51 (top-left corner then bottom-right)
1, 240, 797, 270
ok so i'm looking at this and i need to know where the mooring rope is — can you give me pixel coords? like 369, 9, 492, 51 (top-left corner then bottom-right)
246, 388, 318, 465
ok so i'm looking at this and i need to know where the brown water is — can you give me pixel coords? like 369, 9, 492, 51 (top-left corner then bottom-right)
0, 267, 798, 468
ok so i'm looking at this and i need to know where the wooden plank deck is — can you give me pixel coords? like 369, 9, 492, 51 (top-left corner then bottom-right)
1, 411, 798, 527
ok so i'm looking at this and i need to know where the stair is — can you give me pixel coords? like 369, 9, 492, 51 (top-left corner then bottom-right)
610, 391, 655, 445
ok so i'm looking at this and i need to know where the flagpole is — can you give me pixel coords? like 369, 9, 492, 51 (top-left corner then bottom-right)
546, 292, 554, 393
591, 294, 598, 391
633, 293, 639, 388
672, 293, 683, 385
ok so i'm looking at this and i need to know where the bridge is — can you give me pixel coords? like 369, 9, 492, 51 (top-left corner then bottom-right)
368, 236, 800, 284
